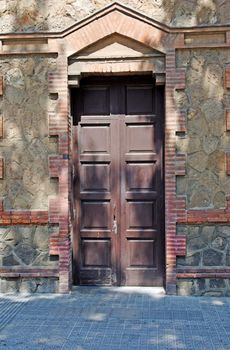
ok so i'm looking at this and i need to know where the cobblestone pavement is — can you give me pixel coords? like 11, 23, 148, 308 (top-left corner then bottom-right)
0, 287, 230, 349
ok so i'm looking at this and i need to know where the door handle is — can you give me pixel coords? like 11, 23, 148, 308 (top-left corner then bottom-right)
112, 203, 117, 234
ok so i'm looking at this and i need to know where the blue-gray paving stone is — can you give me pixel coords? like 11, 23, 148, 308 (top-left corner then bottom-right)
0, 288, 230, 349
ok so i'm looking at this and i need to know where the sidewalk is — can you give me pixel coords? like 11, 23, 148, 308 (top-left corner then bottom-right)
0, 286, 229, 349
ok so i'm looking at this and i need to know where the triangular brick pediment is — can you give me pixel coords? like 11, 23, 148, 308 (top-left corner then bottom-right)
70, 33, 164, 60
62, 2, 170, 57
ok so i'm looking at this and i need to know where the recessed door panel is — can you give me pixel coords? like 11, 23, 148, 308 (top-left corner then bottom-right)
81, 201, 110, 230
126, 86, 154, 114
80, 125, 110, 154
81, 239, 111, 267
127, 201, 155, 229
82, 86, 110, 115
81, 163, 110, 192
126, 162, 156, 191
128, 239, 156, 267
126, 124, 156, 153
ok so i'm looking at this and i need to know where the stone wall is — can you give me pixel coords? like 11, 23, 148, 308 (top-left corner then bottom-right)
175, 48, 230, 295
0, 56, 58, 210
0, 55, 59, 293
177, 278, 230, 296
0, 224, 59, 293
177, 225, 230, 269
0, 225, 58, 268
176, 49, 230, 209
0, 277, 58, 293
0, 0, 230, 33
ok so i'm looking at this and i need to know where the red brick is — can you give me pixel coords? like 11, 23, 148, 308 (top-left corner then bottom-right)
226, 152, 230, 174
225, 67, 230, 88
225, 109, 230, 131
0, 76, 3, 95
0, 158, 4, 179
0, 115, 3, 138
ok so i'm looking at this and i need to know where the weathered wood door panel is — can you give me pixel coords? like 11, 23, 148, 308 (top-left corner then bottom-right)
72, 76, 164, 286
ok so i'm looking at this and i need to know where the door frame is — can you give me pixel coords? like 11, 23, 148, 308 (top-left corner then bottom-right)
71, 76, 165, 287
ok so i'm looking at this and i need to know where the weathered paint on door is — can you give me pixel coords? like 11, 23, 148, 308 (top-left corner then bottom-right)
72, 76, 164, 286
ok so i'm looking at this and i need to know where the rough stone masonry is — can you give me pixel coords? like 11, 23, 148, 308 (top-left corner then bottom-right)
0, 0, 230, 294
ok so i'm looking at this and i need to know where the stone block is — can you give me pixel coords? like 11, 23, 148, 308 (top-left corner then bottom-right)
177, 279, 196, 296
0, 278, 59, 293
0, 278, 18, 293
36, 278, 59, 293
177, 252, 201, 267
226, 250, 230, 266
211, 236, 227, 250
201, 226, 216, 243
33, 226, 49, 250
203, 249, 223, 266
2, 254, 20, 266
14, 243, 38, 265
177, 278, 229, 296
197, 278, 206, 292
19, 279, 37, 293
209, 279, 226, 289
187, 236, 207, 253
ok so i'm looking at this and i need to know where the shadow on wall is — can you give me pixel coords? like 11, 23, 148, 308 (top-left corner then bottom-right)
175, 48, 230, 210
0, 1, 61, 277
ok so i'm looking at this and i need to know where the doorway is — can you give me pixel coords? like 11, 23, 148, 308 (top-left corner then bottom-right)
71, 76, 164, 286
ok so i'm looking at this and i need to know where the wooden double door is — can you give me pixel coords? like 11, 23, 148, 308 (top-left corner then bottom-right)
72, 76, 164, 286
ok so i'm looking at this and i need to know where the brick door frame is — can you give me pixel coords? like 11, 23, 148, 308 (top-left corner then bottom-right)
1, 3, 230, 293
59, 3, 187, 294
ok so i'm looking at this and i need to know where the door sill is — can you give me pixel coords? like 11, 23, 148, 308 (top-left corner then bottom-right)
72, 285, 165, 296
110, 286, 165, 296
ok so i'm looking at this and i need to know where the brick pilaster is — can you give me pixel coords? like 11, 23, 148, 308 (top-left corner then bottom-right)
165, 48, 187, 294
48, 53, 71, 293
